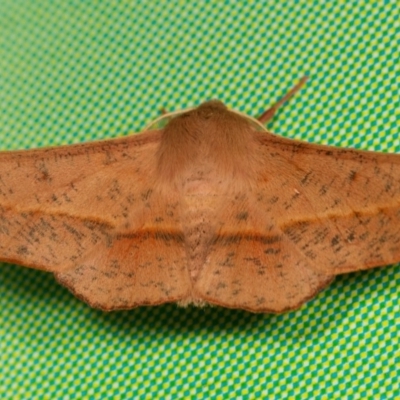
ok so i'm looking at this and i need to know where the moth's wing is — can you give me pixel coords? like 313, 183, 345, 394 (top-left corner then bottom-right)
193, 195, 334, 313
0, 131, 191, 310
257, 133, 400, 276
194, 132, 400, 313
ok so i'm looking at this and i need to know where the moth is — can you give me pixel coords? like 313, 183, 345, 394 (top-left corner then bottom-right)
1, 78, 399, 313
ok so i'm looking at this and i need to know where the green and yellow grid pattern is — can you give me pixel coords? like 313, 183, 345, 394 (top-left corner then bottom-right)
0, 1, 399, 399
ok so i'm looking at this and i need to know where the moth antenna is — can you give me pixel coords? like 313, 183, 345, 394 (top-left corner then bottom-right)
144, 107, 195, 130
257, 76, 308, 124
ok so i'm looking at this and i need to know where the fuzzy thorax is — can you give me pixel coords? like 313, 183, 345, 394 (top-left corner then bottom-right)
156, 100, 265, 189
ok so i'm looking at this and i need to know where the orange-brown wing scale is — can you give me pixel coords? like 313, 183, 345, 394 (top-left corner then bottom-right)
193, 131, 400, 312
259, 134, 400, 275
0, 131, 191, 309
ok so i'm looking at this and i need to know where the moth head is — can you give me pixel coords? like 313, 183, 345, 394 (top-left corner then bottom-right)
145, 100, 266, 132
196, 100, 227, 118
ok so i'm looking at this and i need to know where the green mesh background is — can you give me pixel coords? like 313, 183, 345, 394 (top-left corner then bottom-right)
1, 1, 399, 399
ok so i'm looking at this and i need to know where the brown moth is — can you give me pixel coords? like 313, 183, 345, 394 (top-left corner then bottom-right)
1, 78, 399, 313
